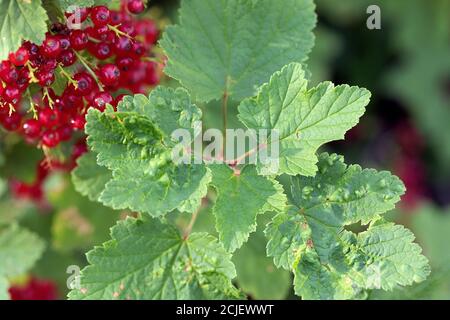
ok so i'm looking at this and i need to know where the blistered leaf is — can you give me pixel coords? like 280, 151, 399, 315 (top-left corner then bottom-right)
85, 88, 210, 216
265, 153, 430, 299
68, 217, 242, 300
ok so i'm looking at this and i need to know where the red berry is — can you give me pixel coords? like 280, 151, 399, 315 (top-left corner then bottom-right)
73, 72, 95, 96
127, 0, 145, 14
72, 139, 88, 160
57, 35, 71, 50
113, 36, 133, 56
131, 41, 146, 58
36, 70, 55, 87
42, 130, 61, 148
9, 46, 30, 66
17, 68, 31, 91
22, 119, 41, 139
70, 114, 86, 130
36, 160, 50, 182
88, 42, 113, 60
9, 277, 58, 300
117, 56, 135, 72
1, 112, 22, 131
2, 85, 21, 104
98, 64, 120, 86
40, 35, 63, 59
57, 124, 72, 141
69, 30, 89, 50
58, 50, 77, 66
38, 108, 61, 127
93, 91, 113, 111
90, 6, 111, 27
0, 61, 19, 84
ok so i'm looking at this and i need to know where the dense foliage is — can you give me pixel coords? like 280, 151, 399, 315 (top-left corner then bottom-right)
0, 0, 448, 300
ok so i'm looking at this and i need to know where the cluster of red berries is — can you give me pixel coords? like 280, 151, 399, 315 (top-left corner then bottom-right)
0, 0, 160, 205
0, 0, 159, 149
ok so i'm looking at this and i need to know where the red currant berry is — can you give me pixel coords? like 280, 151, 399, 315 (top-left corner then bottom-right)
98, 64, 120, 86
69, 30, 89, 50
1, 112, 22, 131
3, 85, 21, 104
117, 56, 135, 72
38, 108, 61, 128
93, 91, 113, 111
90, 6, 111, 27
72, 139, 88, 160
36, 160, 50, 182
0, 61, 19, 84
70, 114, 86, 130
73, 72, 95, 96
128, 0, 145, 14
57, 35, 71, 50
40, 35, 63, 59
42, 129, 61, 148
58, 50, 77, 67
88, 42, 113, 60
113, 36, 133, 56
131, 41, 146, 58
56, 124, 72, 141
9, 46, 30, 66
22, 119, 42, 139
36, 70, 55, 87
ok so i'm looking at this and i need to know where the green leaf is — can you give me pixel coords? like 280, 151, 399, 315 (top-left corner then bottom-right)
85, 88, 211, 216
0, 224, 45, 278
160, 0, 316, 102
265, 153, 430, 299
118, 87, 202, 138
58, 0, 93, 11
233, 224, 291, 299
0, 0, 48, 60
72, 152, 112, 202
0, 276, 9, 300
68, 217, 242, 300
99, 163, 211, 216
238, 63, 371, 176
209, 164, 286, 252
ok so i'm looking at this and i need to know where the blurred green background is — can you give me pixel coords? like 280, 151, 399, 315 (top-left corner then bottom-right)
0, 0, 449, 299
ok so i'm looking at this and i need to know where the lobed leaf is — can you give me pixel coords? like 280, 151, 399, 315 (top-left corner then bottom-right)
68, 217, 242, 300
238, 63, 371, 176
265, 153, 430, 299
85, 87, 210, 216
160, 0, 316, 102
209, 164, 286, 252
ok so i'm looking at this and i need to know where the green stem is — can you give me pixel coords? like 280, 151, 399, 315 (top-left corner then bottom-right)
222, 91, 229, 154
